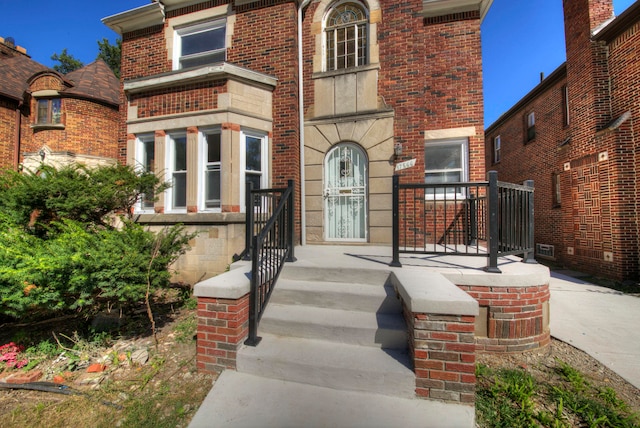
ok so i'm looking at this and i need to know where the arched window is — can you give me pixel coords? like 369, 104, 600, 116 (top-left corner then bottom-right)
325, 2, 368, 71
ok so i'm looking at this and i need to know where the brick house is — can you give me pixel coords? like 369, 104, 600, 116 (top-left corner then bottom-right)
104, 0, 492, 284
0, 38, 121, 172
485, 0, 640, 282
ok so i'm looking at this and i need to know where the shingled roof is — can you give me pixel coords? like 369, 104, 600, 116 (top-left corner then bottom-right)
0, 54, 49, 101
64, 60, 120, 107
0, 56, 120, 107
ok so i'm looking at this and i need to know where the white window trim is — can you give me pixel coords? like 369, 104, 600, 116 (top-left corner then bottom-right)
239, 130, 269, 213
198, 128, 222, 212
424, 138, 469, 200
173, 18, 226, 71
165, 132, 188, 213
134, 134, 156, 214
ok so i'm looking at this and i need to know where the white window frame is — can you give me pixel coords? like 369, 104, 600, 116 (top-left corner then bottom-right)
199, 129, 222, 212
424, 138, 468, 200
493, 135, 501, 164
134, 134, 156, 213
166, 132, 188, 212
239, 131, 269, 213
323, 1, 369, 72
173, 19, 226, 71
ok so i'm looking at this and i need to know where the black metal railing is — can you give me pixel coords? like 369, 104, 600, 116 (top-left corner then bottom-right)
392, 171, 534, 272
244, 180, 295, 346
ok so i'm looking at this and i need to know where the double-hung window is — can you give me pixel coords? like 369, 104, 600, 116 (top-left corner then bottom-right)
424, 139, 468, 199
136, 134, 156, 212
36, 98, 62, 125
241, 132, 268, 211
493, 135, 501, 164
167, 133, 187, 211
325, 2, 368, 71
201, 130, 221, 210
174, 19, 226, 70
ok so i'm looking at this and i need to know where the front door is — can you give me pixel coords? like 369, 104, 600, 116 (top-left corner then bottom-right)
324, 143, 367, 241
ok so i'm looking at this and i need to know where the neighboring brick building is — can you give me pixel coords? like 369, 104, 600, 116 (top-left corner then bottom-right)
0, 38, 120, 172
104, 0, 492, 284
485, 0, 640, 282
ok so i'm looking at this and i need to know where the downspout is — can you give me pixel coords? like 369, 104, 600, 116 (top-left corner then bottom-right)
298, 0, 311, 245
13, 103, 22, 171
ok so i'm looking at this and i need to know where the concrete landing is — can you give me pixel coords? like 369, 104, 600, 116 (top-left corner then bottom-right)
189, 371, 475, 428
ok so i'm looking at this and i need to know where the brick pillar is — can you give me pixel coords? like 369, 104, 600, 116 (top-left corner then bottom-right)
405, 306, 476, 404
196, 294, 249, 373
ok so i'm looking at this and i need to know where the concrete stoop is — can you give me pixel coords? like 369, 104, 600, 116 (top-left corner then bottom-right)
190, 266, 477, 427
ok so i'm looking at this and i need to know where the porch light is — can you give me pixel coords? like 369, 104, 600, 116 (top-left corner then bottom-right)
394, 142, 402, 158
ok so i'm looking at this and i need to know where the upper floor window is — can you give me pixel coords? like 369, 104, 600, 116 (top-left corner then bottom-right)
325, 2, 368, 71
525, 111, 535, 143
36, 98, 62, 125
493, 135, 501, 164
174, 19, 226, 70
424, 138, 468, 199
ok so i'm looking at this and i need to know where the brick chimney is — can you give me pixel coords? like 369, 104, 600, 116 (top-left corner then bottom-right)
563, 0, 613, 144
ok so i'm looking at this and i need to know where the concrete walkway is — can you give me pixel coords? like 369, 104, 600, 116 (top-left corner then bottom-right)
549, 271, 640, 389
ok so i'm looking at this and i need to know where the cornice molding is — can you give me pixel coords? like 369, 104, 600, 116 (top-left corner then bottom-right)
102, 3, 165, 35
422, 0, 493, 21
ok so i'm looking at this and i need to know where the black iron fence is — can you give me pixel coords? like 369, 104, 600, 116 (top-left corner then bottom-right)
244, 180, 295, 346
391, 171, 534, 272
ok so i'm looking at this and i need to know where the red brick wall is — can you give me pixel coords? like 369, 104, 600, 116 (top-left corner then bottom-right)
0, 100, 19, 169
129, 81, 226, 119
485, 74, 568, 263
486, 0, 640, 281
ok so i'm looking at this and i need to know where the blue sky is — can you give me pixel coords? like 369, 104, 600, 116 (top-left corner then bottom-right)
0, 0, 635, 126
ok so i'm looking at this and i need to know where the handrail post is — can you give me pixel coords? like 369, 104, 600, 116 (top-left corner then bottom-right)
485, 171, 501, 273
469, 193, 477, 246
245, 235, 262, 346
390, 174, 402, 267
286, 179, 296, 262
522, 179, 536, 264
243, 181, 254, 261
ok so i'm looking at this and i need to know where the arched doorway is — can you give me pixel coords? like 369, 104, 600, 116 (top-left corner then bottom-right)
324, 143, 368, 241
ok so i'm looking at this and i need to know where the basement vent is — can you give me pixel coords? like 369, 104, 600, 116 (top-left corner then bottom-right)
536, 243, 555, 259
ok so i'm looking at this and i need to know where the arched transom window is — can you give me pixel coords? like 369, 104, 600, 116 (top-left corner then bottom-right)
325, 2, 368, 71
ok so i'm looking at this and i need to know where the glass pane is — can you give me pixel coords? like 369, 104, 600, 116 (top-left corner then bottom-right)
180, 50, 225, 69
173, 136, 187, 171
245, 136, 262, 172
206, 133, 221, 163
51, 99, 62, 124
37, 100, 48, 124
246, 173, 261, 191
425, 145, 461, 170
425, 170, 461, 184
143, 140, 155, 172
182, 27, 225, 56
326, 31, 335, 70
205, 168, 221, 208
173, 171, 187, 208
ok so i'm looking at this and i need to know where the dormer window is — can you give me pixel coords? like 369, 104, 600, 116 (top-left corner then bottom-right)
325, 2, 368, 71
36, 98, 62, 125
174, 19, 226, 70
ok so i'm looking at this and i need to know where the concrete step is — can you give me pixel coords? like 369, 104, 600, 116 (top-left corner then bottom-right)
189, 370, 475, 428
270, 277, 403, 313
260, 303, 407, 349
237, 334, 415, 398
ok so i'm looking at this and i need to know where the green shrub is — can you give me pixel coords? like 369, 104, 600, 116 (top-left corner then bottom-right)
0, 164, 193, 320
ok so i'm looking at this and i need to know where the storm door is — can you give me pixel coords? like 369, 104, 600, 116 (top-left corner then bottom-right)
324, 143, 367, 241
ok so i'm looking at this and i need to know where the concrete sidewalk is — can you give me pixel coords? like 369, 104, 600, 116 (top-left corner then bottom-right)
549, 271, 640, 389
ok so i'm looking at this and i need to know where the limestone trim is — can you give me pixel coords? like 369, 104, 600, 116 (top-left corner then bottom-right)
423, 126, 477, 141
123, 63, 277, 95
126, 109, 273, 134
421, 0, 493, 21
306, 108, 394, 126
